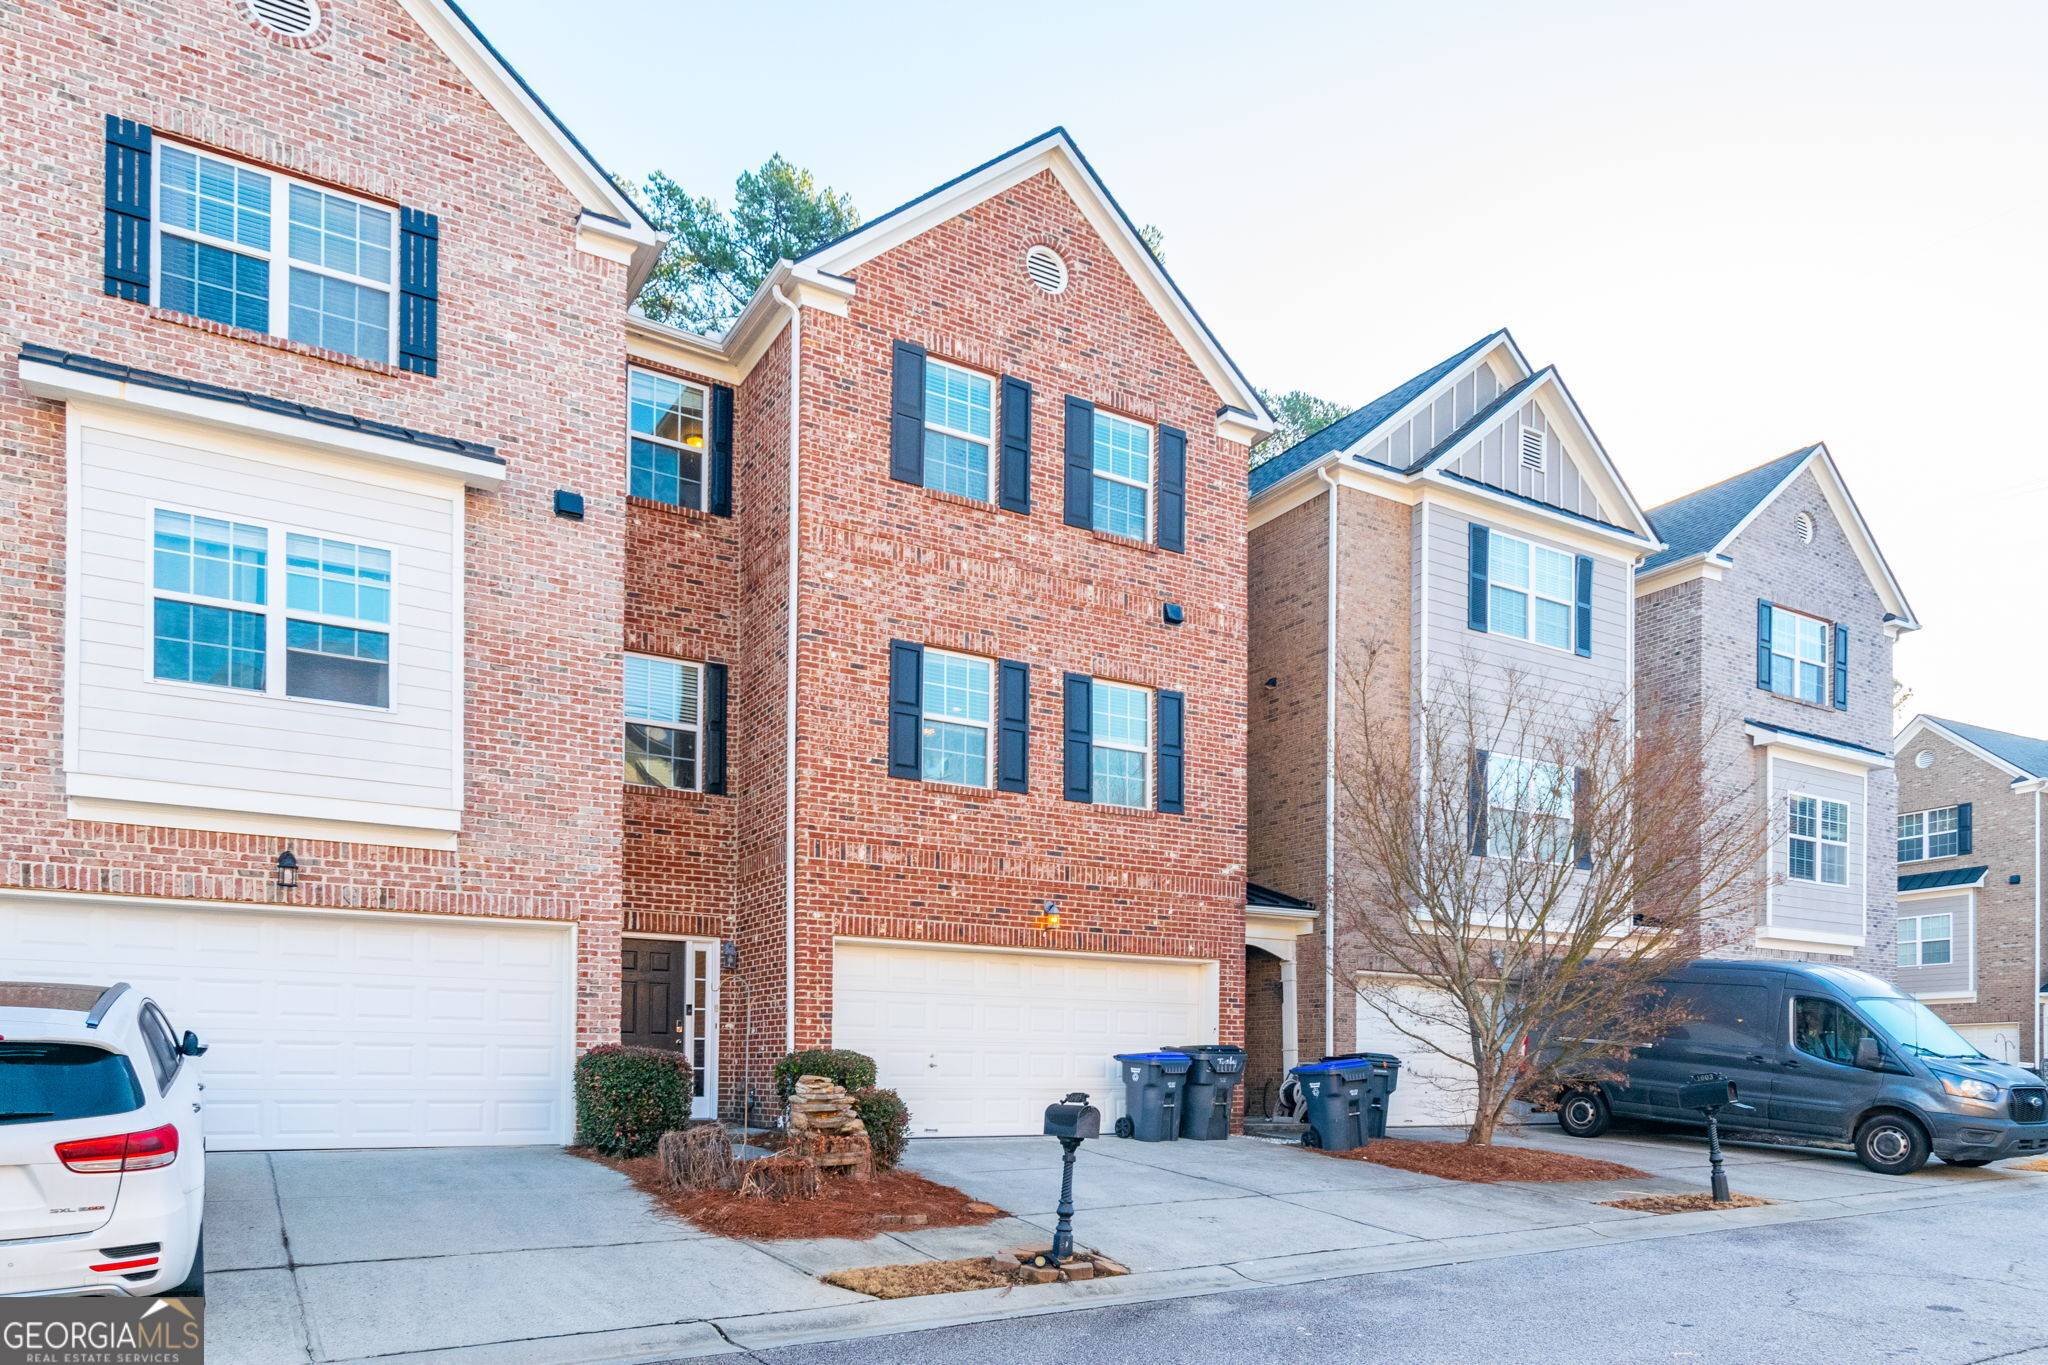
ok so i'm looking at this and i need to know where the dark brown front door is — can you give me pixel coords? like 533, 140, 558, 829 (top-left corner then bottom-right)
621, 937, 713, 1116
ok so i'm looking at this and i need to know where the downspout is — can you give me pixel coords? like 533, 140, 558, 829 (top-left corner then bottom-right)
1317, 465, 1340, 1058
771, 284, 801, 1053
2036, 789, 2043, 1066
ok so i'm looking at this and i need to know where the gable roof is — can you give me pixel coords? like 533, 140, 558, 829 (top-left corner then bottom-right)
1903, 716, 2048, 782
630, 129, 1269, 433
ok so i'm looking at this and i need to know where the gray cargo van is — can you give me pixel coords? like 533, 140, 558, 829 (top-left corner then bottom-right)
1555, 959, 2048, 1174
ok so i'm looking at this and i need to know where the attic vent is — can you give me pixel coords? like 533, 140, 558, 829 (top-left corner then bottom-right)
1795, 511, 1816, 545
1915, 749, 1934, 769
1024, 245, 1069, 295
242, 0, 320, 37
1517, 424, 1546, 473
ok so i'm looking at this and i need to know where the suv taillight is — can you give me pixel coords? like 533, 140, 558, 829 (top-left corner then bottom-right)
54, 1124, 180, 1173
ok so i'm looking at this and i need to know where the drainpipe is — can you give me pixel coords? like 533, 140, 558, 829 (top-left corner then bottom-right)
1317, 465, 1340, 1059
2037, 789, 2043, 1066
772, 284, 801, 1054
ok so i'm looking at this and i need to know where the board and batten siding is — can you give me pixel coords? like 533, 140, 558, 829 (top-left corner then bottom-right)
66, 412, 463, 836
1765, 755, 1867, 941
1445, 400, 1607, 524
1360, 362, 1501, 472
1896, 891, 1974, 999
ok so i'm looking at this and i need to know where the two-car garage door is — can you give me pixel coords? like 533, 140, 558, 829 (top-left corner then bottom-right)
833, 940, 1214, 1137
0, 896, 572, 1150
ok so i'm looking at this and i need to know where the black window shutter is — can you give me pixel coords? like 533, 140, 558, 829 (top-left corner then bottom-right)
1957, 802, 1973, 855
708, 384, 734, 517
103, 116, 152, 302
1063, 397, 1095, 529
702, 662, 729, 795
1756, 600, 1774, 689
1832, 625, 1849, 710
999, 376, 1032, 514
1063, 672, 1093, 802
997, 659, 1031, 792
1157, 425, 1187, 553
888, 640, 923, 780
1572, 766, 1592, 869
1574, 555, 1594, 658
889, 341, 926, 485
1467, 524, 1490, 632
1156, 689, 1186, 814
398, 207, 439, 376
1468, 749, 1490, 855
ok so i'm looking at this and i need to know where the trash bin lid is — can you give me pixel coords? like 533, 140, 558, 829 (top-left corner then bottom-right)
1114, 1051, 1194, 1066
1165, 1044, 1245, 1056
1291, 1058, 1376, 1079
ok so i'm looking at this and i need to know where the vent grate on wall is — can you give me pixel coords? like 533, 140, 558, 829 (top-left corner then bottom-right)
244, 0, 321, 38
1795, 511, 1816, 544
1518, 424, 1546, 473
1024, 245, 1069, 295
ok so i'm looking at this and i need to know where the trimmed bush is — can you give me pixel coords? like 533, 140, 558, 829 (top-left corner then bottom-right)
773, 1049, 876, 1099
853, 1087, 910, 1169
575, 1045, 691, 1157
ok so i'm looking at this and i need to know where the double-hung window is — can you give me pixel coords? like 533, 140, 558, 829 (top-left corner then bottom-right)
1485, 532, 1575, 651
1767, 606, 1831, 705
1092, 412, 1153, 541
921, 360, 995, 502
154, 141, 396, 364
284, 535, 393, 706
624, 655, 702, 791
919, 649, 993, 787
1788, 794, 1849, 885
1484, 753, 1575, 862
628, 370, 708, 510
151, 510, 268, 692
1897, 807, 1959, 863
1896, 914, 1953, 968
1090, 680, 1152, 809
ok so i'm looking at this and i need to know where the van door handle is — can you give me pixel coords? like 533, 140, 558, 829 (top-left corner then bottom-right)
1745, 1054, 1768, 1064
1781, 1058, 1801, 1069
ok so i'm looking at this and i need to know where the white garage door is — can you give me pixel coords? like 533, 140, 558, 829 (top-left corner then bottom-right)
1956, 1022, 2024, 1065
833, 941, 1214, 1137
0, 896, 573, 1150
1355, 979, 1476, 1129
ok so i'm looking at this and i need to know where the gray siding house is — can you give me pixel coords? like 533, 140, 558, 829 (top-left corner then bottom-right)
1636, 447, 1919, 971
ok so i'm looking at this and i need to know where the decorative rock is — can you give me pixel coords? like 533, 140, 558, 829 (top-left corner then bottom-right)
1022, 1266, 1059, 1284
1060, 1261, 1095, 1281
1092, 1257, 1131, 1277
964, 1201, 1000, 1215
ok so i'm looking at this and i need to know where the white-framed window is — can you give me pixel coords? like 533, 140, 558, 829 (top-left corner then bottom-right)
1897, 913, 1953, 968
1789, 794, 1850, 885
1484, 753, 1575, 863
1092, 412, 1153, 542
919, 648, 993, 787
628, 369, 708, 510
151, 510, 268, 692
624, 654, 702, 791
153, 140, 397, 364
921, 359, 995, 503
1897, 806, 1960, 863
1090, 679, 1152, 809
1767, 605, 1831, 706
283, 534, 392, 707
1486, 530, 1575, 651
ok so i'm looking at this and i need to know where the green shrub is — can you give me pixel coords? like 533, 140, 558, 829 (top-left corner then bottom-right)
853, 1087, 910, 1169
575, 1045, 691, 1157
773, 1048, 876, 1099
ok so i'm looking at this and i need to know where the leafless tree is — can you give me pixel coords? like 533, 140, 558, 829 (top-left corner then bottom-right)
1335, 651, 1764, 1145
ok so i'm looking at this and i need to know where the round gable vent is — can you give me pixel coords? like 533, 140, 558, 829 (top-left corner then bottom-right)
1024, 245, 1069, 295
1916, 749, 1934, 769
243, 0, 321, 38
1794, 511, 1815, 545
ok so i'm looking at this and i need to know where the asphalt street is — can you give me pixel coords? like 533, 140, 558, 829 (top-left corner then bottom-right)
741, 1183, 2048, 1365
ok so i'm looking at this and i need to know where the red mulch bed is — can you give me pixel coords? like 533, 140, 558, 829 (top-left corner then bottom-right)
1317, 1138, 1650, 1184
575, 1149, 1008, 1241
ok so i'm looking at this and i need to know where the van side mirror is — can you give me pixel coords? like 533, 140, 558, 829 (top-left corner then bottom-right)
181, 1030, 208, 1058
1854, 1037, 1882, 1071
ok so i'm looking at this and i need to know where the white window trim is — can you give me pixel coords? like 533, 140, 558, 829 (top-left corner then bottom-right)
1485, 528, 1576, 653
149, 137, 400, 364
1484, 752, 1576, 864
1092, 410, 1155, 543
1091, 678, 1153, 810
623, 653, 705, 793
1768, 604, 1834, 706
921, 358, 996, 504
1897, 804, 1961, 864
1897, 911, 1955, 969
918, 647, 995, 789
627, 367, 711, 512
145, 501, 397, 714
1787, 791, 1850, 886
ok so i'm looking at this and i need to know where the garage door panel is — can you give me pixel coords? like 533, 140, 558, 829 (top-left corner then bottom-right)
1356, 981, 1477, 1128
0, 898, 571, 1149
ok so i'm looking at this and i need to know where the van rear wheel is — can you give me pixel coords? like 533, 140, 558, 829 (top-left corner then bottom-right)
1854, 1113, 1930, 1175
1557, 1089, 1611, 1139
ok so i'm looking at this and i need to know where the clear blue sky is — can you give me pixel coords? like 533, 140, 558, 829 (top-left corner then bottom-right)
469, 0, 2046, 735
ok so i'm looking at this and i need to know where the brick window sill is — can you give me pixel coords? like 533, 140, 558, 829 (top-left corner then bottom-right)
146, 306, 410, 378
626, 495, 725, 522
1089, 527, 1159, 554
624, 782, 719, 802
921, 779, 1001, 802
914, 485, 1013, 518
1087, 801, 1169, 818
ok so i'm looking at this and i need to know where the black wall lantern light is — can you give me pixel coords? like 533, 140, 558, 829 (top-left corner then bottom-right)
274, 848, 300, 890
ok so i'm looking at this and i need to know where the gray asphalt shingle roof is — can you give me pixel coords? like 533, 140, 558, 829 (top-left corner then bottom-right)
1641, 447, 1816, 571
1923, 717, 2048, 780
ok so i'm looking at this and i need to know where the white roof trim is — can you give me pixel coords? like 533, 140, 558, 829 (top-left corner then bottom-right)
1745, 722, 1894, 772
1333, 331, 1533, 466
1896, 715, 2037, 783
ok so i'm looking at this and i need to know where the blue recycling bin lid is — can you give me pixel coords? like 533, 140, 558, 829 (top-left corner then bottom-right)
1291, 1058, 1376, 1079
1115, 1051, 1193, 1064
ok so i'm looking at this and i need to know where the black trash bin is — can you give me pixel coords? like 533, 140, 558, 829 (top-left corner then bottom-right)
1289, 1057, 1379, 1152
1168, 1044, 1246, 1140
1112, 1051, 1192, 1141
1307, 1052, 1403, 1137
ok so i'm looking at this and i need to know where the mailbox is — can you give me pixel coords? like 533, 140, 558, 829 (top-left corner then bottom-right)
1045, 1092, 1101, 1141
1679, 1077, 1740, 1112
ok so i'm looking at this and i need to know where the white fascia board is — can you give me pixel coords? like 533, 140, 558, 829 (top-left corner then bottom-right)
1218, 409, 1268, 447
1896, 715, 2037, 782
626, 315, 743, 386
20, 359, 506, 489
1421, 472, 1659, 558
67, 773, 461, 835
1804, 444, 1920, 630
1756, 930, 1861, 954
1333, 333, 1530, 465
1633, 553, 1732, 597
1746, 722, 1894, 772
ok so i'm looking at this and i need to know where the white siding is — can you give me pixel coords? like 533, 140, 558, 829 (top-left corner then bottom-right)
1361, 365, 1501, 471
68, 414, 463, 833
1766, 756, 1867, 941
1896, 891, 1973, 998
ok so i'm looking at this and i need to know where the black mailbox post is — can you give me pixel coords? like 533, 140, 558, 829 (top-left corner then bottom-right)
1043, 1092, 1100, 1264
1680, 1074, 1753, 1203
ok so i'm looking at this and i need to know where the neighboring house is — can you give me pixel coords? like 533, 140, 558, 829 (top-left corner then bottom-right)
1891, 716, 2048, 1067
2, 0, 1272, 1145
1246, 331, 1662, 1124
1636, 446, 1918, 971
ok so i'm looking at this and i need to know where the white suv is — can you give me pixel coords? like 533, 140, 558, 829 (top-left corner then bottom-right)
1, 981, 207, 1297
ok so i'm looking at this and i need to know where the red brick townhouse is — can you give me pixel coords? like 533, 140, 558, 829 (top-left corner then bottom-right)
1, 0, 1273, 1144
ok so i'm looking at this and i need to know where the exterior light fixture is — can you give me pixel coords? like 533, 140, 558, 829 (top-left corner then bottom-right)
1037, 900, 1061, 932
274, 848, 300, 890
